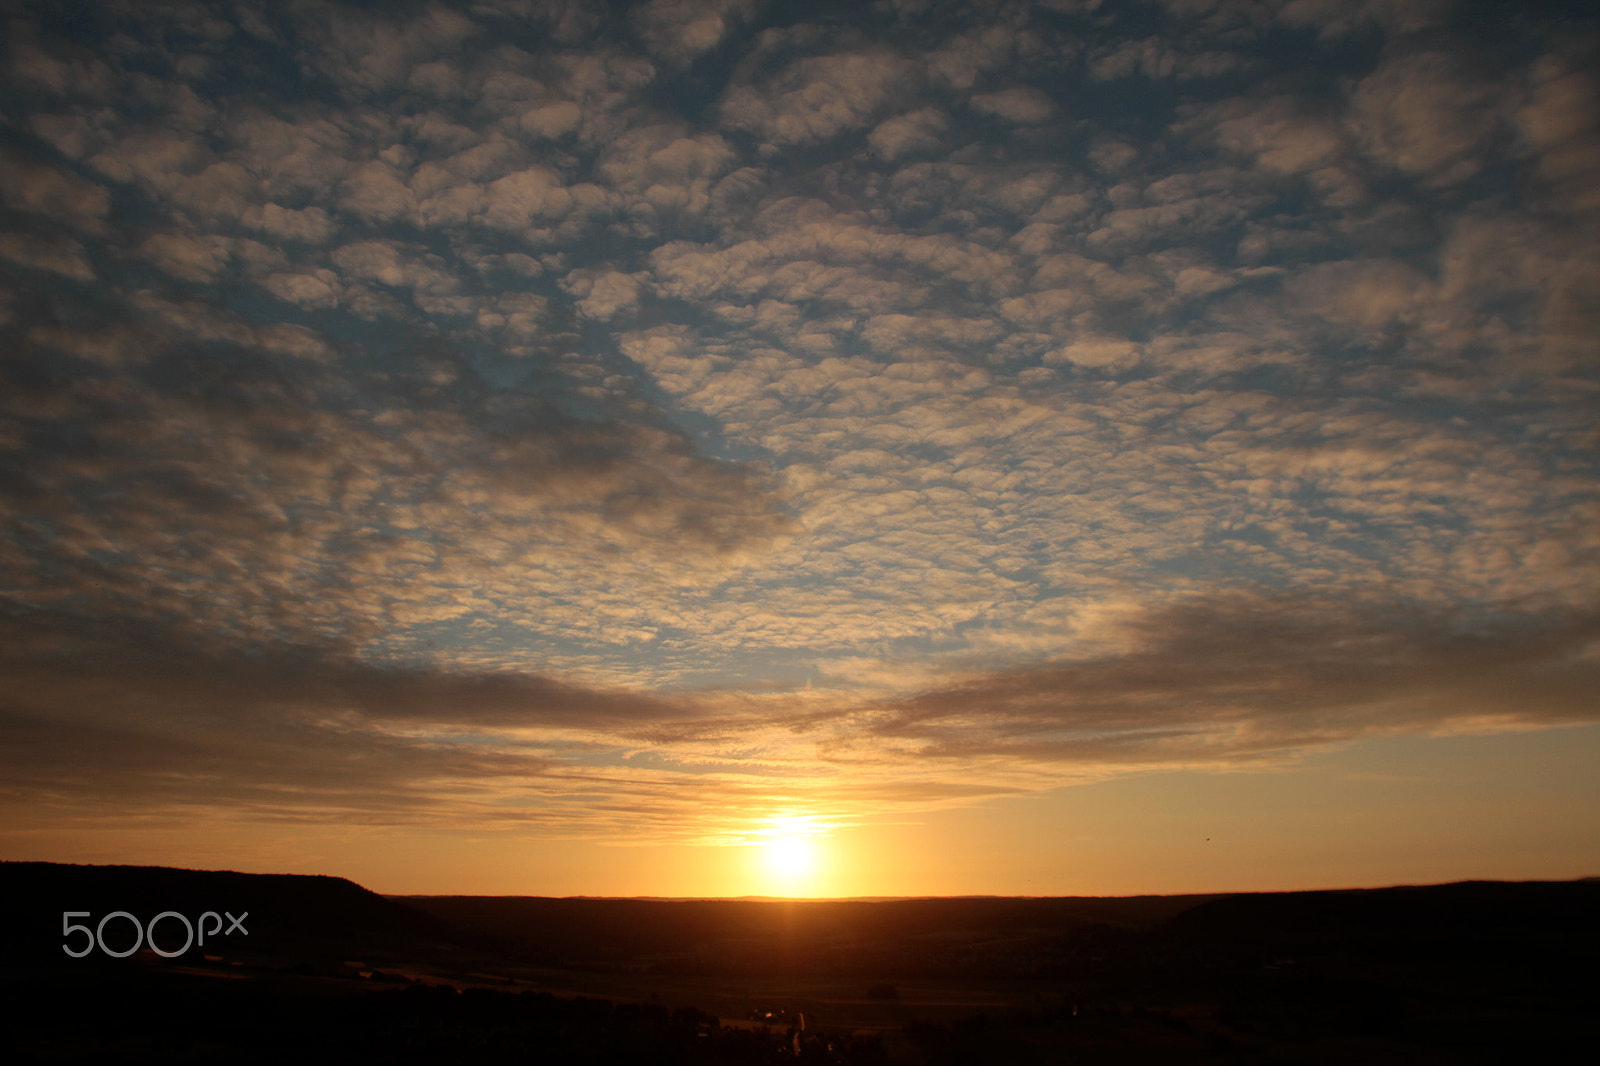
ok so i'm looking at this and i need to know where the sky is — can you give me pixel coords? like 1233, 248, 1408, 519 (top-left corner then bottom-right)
1, 0, 1597, 898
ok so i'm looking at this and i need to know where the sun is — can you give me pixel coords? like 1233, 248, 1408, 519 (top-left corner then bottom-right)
765, 836, 817, 880
751, 814, 832, 895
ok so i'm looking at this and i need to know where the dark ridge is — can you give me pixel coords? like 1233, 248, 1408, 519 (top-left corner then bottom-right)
1163, 878, 1600, 939
4, 864, 1597, 1062
3, 860, 468, 967
394, 892, 1228, 973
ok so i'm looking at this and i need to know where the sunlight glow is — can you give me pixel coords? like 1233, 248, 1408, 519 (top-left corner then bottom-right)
750, 813, 834, 896
765, 836, 816, 879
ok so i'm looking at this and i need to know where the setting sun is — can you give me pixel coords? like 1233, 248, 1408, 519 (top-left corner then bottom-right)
765, 836, 816, 880
751, 815, 832, 895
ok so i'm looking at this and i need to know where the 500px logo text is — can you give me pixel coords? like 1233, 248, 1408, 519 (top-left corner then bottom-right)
62, 910, 249, 958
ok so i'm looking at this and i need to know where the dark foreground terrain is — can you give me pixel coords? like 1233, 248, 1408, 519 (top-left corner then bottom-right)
2, 862, 1594, 1063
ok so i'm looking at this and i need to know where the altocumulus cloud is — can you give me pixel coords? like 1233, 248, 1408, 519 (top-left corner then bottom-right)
0, 0, 1597, 843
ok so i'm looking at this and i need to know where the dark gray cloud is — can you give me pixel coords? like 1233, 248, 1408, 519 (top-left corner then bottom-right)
876, 595, 1600, 762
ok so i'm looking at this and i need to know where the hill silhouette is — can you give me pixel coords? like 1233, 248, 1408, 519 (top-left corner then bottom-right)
397, 892, 1225, 976
3, 860, 465, 968
3, 863, 1595, 1062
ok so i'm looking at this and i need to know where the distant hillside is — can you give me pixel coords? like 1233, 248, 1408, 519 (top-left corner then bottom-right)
6, 867, 1596, 1063
4, 861, 465, 968
396, 892, 1227, 976
14, 862, 1598, 988
1166, 878, 1600, 943
1129, 878, 1600, 994
397, 879, 1600, 982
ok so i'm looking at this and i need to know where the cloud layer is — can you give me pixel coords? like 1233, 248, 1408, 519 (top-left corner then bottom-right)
1, 0, 1597, 844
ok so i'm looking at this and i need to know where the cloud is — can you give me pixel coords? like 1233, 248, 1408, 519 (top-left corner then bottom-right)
876, 594, 1600, 763
5, 24, 115, 99
1185, 95, 1348, 176
331, 240, 460, 297
305, 3, 481, 95
635, 0, 759, 65
5, 586, 1598, 836
1348, 47, 1501, 186
1286, 256, 1432, 329
598, 124, 738, 223
1, 0, 1596, 848
520, 99, 583, 138
1517, 52, 1600, 216
1089, 36, 1245, 81
72, 119, 340, 243
648, 196, 1022, 317
868, 108, 947, 161
136, 233, 246, 282
969, 87, 1056, 124
1275, 0, 1458, 41
415, 164, 606, 233
926, 25, 1023, 91
563, 269, 643, 319
0, 232, 96, 281
0, 613, 691, 831
0, 278, 797, 682
722, 50, 915, 146
0, 149, 111, 233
